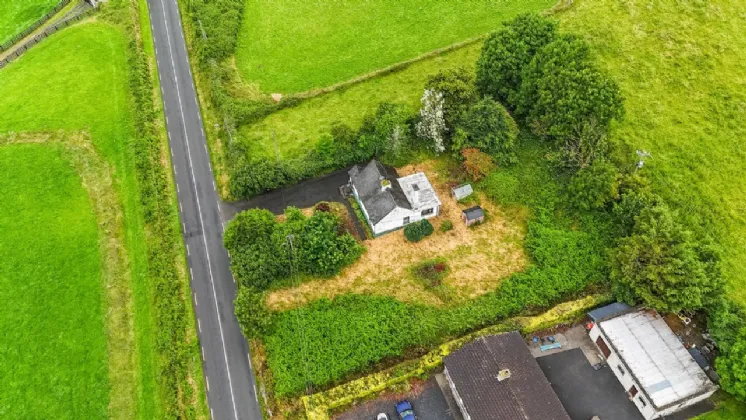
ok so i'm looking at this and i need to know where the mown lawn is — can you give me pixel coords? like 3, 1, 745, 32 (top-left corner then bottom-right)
557, 0, 746, 305
0, 0, 59, 44
0, 145, 108, 418
236, 0, 555, 93
0, 21, 160, 418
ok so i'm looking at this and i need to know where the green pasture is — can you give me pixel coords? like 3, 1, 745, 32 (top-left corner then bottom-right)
0, 0, 60, 44
235, 0, 555, 93
0, 145, 108, 418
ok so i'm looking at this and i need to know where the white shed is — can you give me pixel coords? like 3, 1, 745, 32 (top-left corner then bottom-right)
451, 184, 473, 201
589, 308, 718, 419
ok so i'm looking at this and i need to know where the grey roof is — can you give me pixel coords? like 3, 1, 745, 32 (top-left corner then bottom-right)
444, 332, 571, 420
349, 160, 410, 224
462, 206, 484, 220
587, 302, 634, 322
452, 183, 473, 200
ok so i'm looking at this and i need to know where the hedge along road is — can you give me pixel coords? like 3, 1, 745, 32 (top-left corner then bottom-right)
145, 0, 262, 419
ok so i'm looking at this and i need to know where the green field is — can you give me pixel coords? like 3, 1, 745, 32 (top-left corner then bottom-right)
557, 0, 746, 305
0, 0, 59, 44
236, 0, 555, 93
240, 43, 480, 159
0, 19, 167, 418
0, 145, 108, 418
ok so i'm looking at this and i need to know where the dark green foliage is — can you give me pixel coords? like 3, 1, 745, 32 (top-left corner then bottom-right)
357, 102, 415, 165
225, 208, 363, 292
404, 219, 434, 242
517, 34, 624, 143
453, 97, 519, 165
439, 220, 453, 232
234, 287, 272, 338
476, 13, 558, 106
717, 328, 746, 402
609, 202, 724, 313
189, 0, 244, 63
314, 123, 359, 169
424, 68, 477, 133
412, 258, 450, 287
567, 160, 621, 211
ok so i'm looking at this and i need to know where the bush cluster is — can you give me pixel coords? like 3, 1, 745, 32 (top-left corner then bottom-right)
411, 258, 450, 288
225, 208, 364, 337
404, 219, 434, 242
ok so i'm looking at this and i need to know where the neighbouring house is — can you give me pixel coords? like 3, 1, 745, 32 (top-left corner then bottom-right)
348, 160, 441, 236
461, 206, 484, 226
589, 306, 718, 420
451, 183, 473, 201
443, 332, 572, 420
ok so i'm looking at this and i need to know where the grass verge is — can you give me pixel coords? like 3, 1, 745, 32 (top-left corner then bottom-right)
0, 0, 60, 45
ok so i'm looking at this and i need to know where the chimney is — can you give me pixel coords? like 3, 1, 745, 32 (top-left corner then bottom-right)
497, 369, 511, 382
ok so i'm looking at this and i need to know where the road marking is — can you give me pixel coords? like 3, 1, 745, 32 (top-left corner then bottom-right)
198, 318, 201, 332
190, 267, 193, 278
160, 1, 240, 418
176, 183, 179, 193
206, 376, 210, 392
179, 201, 182, 212
201, 127, 205, 136
186, 244, 190, 256
173, 165, 177, 175
211, 408, 214, 420
202, 346, 205, 361
194, 292, 198, 306
182, 222, 186, 233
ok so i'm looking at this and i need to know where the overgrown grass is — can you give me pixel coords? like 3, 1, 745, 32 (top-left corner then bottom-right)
0, 145, 109, 418
0, 0, 59, 44
235, 0, 555, 93
557, 0, 746, 305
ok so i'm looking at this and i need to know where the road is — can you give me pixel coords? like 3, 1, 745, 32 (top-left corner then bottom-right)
145, 0, 262, 419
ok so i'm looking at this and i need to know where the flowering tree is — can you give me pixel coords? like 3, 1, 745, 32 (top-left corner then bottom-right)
416, 89, 448, 153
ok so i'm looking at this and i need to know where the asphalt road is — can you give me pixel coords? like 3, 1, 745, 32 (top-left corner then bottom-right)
145, 1, 262, 419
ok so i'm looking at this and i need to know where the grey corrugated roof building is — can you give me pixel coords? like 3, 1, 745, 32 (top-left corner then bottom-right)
443, 332, 571, 420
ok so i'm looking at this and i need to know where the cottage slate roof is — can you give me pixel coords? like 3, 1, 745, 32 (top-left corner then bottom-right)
462, 206, 485, 221
444, 332, 571, 420
349, 160, 410, 224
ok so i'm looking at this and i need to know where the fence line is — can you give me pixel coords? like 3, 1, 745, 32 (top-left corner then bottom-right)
0, 0, 72, 53
0, 6, 95, 70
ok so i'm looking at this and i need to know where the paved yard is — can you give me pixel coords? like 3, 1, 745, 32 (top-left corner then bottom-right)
537, 348, 714, 420
335, 376, 460, 420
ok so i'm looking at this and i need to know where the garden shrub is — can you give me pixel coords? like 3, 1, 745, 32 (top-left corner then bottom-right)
439, 220, 453, 233
567, 160, 621, 211
453, 97, 518, 165
411, 258, 450, 288
476, 13, 558, 106
404, 219, 434, 242
235, 287, 272, 338
423, 68, 477, 134
461, 148, 496, 181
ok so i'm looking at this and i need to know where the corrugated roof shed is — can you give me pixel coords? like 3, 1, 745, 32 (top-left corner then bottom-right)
452, 184, 473, 200
462, 206, 484, 221
444, 332, 571, 420
599, 310, 718, 409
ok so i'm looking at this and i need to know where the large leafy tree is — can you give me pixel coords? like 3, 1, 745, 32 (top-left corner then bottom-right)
567, 160, 620, 211
453, 97, 519, 165
517, 34, 624, 142
424, 68, 477, 132
476, 13, 558, 106
609, 203, 723, 313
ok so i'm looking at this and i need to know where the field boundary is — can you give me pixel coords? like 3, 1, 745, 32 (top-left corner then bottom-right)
0, 131, 137, 420
0, 0, 72, 52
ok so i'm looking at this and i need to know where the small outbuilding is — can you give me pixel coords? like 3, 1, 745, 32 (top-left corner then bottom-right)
589, 306, 718, 419
461, 206, 484, 226
451, 183, 473, 201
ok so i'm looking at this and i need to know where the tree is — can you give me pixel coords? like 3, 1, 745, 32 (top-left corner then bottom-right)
424, 68, 477, 132
517, 34, 624, 143
357, 102, 413, 164
476, 13, 558, 106
609, 203, 723, 313
294, 212, 364, 277
453, 97, 519, 165
461, 148, 496, 181
404, 219, 434, 242
567, 160, 620, 211
415, 89, 448, 153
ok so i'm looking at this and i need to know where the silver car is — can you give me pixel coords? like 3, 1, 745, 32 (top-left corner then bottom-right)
376, 414, 390, 420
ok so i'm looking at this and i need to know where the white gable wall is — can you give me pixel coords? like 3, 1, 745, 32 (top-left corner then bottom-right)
371, 204, 439, 236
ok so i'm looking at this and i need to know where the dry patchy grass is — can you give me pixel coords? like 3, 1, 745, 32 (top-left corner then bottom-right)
267, 161, 528, 310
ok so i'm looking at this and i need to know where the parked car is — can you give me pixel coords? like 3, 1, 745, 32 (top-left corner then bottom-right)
395, 400, 415, 420
376, 414, 390, 420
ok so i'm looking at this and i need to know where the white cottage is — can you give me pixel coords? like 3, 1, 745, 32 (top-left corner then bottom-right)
589, 307, 718, 420
348, 160, 441, 236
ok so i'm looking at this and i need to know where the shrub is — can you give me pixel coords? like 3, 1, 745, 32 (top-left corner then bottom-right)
461, 148, 496, 181
716, 328, 746, 402
517, 34, 624, 144
439, 220, 454, 233
609, 202, 724, 313
415, 89, 448, 153
453, 97, 518, 165
234, 287, 272, 338
476, 13, 558, 106
567, 160, 621, 211
358, 102, 415, 165
411, 258, 450, 287
404, 219, 434, 242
